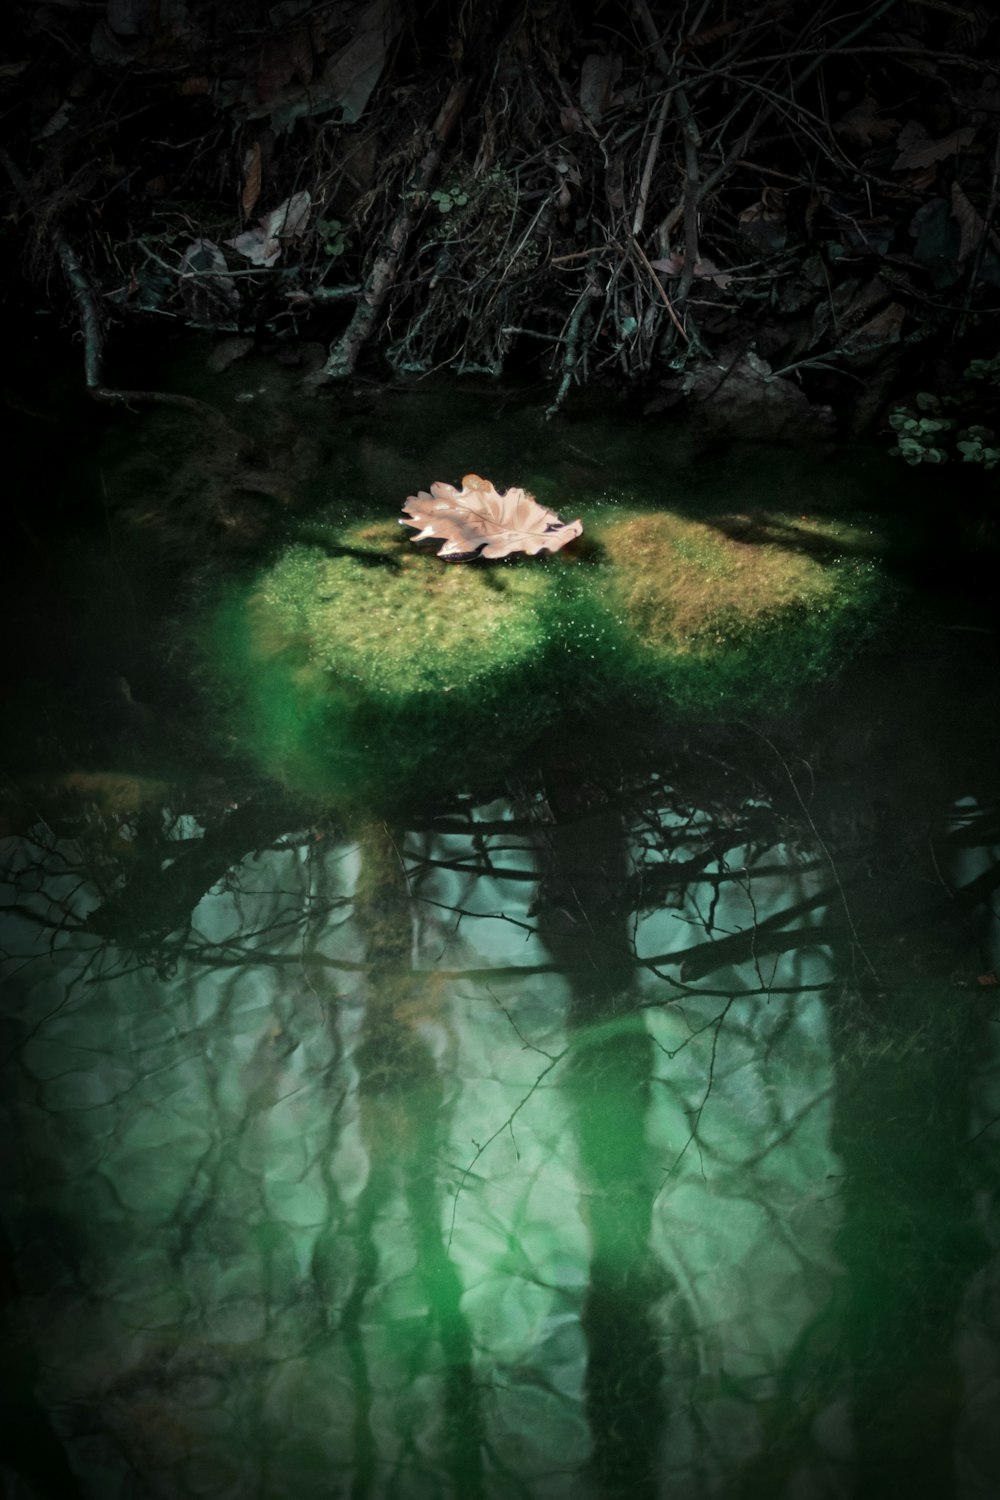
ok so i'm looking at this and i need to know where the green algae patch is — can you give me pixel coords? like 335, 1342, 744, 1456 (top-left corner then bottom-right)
199, 504, 890, 805
584, 508, 887, 712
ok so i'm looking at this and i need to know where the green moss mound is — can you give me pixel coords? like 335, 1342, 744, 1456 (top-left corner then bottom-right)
199, 505, 890, 805
205, 521, 570, 804
254, 522, 553, 693
588, 508, 886, 711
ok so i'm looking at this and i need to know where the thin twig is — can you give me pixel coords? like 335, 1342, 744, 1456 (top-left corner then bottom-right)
632, 88, 674, 238
545, 261, 602, 418
957, 125, 1000, 338
628, 236, 689, 342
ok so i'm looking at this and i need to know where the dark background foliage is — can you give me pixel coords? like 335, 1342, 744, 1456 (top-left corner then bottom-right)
2, 0, 999, 426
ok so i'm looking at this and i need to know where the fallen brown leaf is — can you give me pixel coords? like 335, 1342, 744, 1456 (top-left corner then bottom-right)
401, 474, 583, 560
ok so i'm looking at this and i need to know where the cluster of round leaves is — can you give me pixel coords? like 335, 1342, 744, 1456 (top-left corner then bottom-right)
316, 217, 350, 257
429, 185, 470, 215
890, 356, 1000, 471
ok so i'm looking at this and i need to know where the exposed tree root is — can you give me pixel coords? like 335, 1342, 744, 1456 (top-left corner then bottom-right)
315, 78, 470, 383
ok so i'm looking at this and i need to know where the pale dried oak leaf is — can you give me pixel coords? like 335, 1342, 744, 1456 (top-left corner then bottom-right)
400, 473, 583, 560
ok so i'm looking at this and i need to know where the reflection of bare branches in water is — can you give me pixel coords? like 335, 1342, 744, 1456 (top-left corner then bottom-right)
2, 737, 1000, 1497
447, 1045, 566, 1255
13, 748, 982, 1000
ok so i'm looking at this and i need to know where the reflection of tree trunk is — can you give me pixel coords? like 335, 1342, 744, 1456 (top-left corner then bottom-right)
339, 1150, 391, 1500
570, 1023, 665, 1500
536, 803, 667, 1498
827, 989, 990, 1499
534, 805, 631, 1012
348, 820, 484, 1498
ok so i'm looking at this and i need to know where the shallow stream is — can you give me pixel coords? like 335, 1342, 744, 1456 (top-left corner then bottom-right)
2, 361, 999, 1499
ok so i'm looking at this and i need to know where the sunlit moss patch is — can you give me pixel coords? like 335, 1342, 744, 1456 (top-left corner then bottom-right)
586, 508, 887, 710
251, 522, 553, 694
204, 521, 567, 804
199, 505, 890, 804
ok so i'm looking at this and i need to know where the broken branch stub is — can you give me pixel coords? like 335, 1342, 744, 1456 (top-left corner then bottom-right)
400, 474, 583, 560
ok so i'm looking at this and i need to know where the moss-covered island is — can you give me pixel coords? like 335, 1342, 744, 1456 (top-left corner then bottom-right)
201, 498, 888, 805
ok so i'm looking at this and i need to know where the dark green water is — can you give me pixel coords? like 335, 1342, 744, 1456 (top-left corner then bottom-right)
2, 363, 999, 1499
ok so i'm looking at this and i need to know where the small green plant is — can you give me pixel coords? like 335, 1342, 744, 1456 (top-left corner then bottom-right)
316, 218, 348, 256
956, 426, 1000, 470
964, 353, 1000, 383
889, 360, 1000, 470
889, 396, 953, 465
429, 186, 470, 215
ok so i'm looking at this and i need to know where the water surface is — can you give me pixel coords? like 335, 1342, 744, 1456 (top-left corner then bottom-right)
2, 369, 999, 1499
